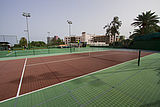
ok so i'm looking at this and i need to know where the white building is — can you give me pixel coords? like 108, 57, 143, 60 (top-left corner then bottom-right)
64, 32, 124, 45
64, 36, 82, 44
64, 32, 95, 44
81, 32, 95, 44
47, 37, 54, 44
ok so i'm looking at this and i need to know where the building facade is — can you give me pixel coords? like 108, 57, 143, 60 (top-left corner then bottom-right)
64, 32, 124, 45
106, 35, 123, 44
93, 35, 106, 42
47, 36, 59, 44
64, 36, 82, 44
47, 37, 54, 44
64, 32, 95, 44
0, 42, 11, 50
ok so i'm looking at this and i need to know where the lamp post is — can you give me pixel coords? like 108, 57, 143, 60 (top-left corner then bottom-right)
22, 12, 31, 49
47, 32, 50, 37
3, 35, 5, 41
67, 20, 72, 36
47, 32, 50, 45
67, 20, 72, 52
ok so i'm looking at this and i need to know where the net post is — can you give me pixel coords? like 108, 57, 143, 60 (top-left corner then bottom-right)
138, 49, 141, 66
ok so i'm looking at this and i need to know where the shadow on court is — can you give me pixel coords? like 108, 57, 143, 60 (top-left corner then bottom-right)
140, 100, 160, 107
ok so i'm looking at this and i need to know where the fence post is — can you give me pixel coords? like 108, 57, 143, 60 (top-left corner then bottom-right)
74, 47, 75, 52
15, 51, 17, 57
33, 48, 35, 55
70, 44, 72, 53
48, 47, 50, 54
70, 47, 72, 53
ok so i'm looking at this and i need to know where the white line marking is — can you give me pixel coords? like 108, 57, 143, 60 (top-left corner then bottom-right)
0, 53, 153, 104
16, 58, 27, 97
17, 57, 140, 96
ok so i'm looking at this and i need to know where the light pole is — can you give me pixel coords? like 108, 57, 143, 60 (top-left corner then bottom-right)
47, 32, 50, 37
22, 12, 31, 49
3, 35, 5, 42
47, 32, 50, 45
67, 20, 72, 36
67, 20, 72, 52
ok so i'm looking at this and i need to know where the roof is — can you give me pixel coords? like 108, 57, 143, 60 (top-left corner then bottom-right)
94, 35, 105, 37
0, 42, 10, 44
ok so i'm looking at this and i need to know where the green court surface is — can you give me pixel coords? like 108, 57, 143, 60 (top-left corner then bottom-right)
0, 53, 160, 107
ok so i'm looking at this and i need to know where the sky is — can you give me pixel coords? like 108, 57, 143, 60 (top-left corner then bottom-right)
0, 0, 160, 43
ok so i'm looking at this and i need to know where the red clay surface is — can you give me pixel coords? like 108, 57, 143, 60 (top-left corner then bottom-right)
0, 50, 152, 102
20, 50, 152, 95
0, 59, 25, 101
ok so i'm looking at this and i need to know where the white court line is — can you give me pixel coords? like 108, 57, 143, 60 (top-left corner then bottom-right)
27, 53, 118, 67
0, 53, 152, 104
16, 58, 27, 97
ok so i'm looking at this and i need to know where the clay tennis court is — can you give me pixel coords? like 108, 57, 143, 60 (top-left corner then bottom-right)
0, 50, 152, 102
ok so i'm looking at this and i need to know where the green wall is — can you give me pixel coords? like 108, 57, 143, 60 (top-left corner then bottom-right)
131, 39, 160, 51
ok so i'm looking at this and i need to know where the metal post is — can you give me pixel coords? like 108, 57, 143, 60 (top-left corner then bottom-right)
3, 35, 5, 42
69, 24, 71, 36
47, 32, 50, 45
67, 20, 72, 37
23, 12, 31, 49
67, 20, 72, 53
70, 43, 72, 53
138, 49, 141, 66
48, 47, 50, 54
15, 51, 17, 57
16, 36, 18, 44
33, 48, 35, 55
89, 48, 91, 56
69, 24, 71, 53
26, 17, 30, 49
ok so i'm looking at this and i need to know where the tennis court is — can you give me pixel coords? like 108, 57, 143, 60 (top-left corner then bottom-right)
0, 49, 160, 107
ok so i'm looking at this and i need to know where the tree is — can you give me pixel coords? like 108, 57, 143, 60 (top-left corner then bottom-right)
131, 11, 160, 37
104, 16, 122, 43
30, 41, 46, 47
129, 29, 142, 39
110, 16, 122, 42
49, 38, 64, 45
19, 37, 27, 47
104, 23, 112, 38
56, 38, 62, 45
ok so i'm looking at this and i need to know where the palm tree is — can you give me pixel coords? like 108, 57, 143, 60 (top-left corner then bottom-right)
131, 11, 160, 35
19, 37, 27, 47
104, 23, 112, 43
129, 29, 142, 39
104, 23, 111, 37
104, 16, 122, 43
110, 16, 122, 42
